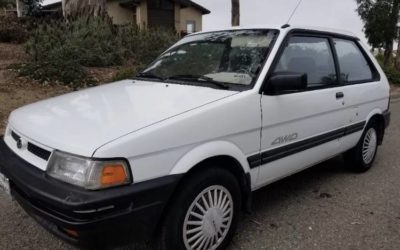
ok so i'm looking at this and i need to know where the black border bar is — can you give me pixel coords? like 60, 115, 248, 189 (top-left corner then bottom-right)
248, 121, 366, 169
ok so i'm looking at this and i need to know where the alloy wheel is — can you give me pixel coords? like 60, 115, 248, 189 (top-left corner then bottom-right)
362, 127, 377, 164
182, 185, 233, 250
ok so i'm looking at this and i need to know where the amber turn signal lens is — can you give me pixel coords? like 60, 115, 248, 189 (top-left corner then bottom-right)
101, 164, 128, 186
64, 228, 79, 237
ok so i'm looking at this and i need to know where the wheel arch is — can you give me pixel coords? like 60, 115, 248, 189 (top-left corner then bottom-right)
168, 141, 253, 212
154, 142, 254, 238
169, 140, 251, 176
365, 109, 386, 145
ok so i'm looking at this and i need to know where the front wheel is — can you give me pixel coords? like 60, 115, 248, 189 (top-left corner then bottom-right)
344, 121, 379, 172
159, 168, 241, 250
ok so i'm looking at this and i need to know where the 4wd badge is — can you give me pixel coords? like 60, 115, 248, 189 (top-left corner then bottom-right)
272, 133, 298, 146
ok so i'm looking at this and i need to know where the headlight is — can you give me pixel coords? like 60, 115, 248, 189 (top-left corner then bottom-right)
47, 151, 131, 190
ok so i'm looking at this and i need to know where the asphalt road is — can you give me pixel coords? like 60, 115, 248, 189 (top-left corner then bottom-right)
0, 99, 399, 250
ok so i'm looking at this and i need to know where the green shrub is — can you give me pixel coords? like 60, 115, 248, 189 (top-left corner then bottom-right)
21, 16, 124, 84
0, 0, 16, 8
375, 54, 400, 85
13, 60, 86, 85
118, 26, 178, 65
19, 16, 178, 85
375, 53, 384, 65
112, 65, 143, 82
25, 16, 125, 68
383, 66, 400, 85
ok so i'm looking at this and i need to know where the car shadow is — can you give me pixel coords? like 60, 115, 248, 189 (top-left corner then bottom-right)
117, 157, 356, 250
248, 155, 355, 216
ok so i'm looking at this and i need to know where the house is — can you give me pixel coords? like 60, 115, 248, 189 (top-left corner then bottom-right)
16, 0, 210, 34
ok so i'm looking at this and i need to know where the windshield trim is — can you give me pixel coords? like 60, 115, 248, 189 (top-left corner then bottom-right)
138, 29, 280, 92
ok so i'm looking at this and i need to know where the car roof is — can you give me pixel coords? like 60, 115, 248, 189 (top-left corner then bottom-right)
194, 24, 359, 40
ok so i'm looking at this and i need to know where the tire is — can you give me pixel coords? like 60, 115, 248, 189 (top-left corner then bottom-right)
159, 168, 242, 250
344, 120, 379, 173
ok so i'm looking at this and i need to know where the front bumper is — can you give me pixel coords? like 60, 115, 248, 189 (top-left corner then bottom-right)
0, 138, 182, 246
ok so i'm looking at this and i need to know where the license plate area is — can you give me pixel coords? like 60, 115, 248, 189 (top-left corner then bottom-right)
0, 172, 10, 196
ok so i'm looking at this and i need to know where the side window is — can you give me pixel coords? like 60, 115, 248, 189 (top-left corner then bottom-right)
333, 39, 373, 83
274, 36, 337, 88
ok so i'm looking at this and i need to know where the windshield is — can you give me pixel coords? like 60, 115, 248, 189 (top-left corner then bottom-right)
139, 29, 278, 89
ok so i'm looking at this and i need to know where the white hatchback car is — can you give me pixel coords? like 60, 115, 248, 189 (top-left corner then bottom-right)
0, 25, 391, 249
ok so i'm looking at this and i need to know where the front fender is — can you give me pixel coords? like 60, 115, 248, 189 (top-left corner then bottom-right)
169, 140, 251, 175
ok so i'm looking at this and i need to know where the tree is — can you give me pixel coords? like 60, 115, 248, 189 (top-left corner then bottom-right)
62, 0, 106, 19
356, 0, 400, 67
231, 0, 240, 26
15, 0, 42, 16
23, 0, 42, 15
0, 0, 15, 8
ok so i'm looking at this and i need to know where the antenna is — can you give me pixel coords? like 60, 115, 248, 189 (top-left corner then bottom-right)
286, 0, 304, 25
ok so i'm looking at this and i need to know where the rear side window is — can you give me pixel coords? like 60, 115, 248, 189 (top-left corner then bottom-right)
333, 39, 373, 83
274, 36, 337, 88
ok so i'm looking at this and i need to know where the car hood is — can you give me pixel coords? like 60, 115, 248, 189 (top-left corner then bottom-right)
9, 80, 237, 156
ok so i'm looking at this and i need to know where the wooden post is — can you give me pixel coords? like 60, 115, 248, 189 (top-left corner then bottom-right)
16, 0, 24, 17
231, 0, 240, 26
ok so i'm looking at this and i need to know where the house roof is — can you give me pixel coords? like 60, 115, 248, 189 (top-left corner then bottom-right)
179, 0, 210, 15
42, 2, 61, 10
42, 0, 210, 15
119, 0, 141, 8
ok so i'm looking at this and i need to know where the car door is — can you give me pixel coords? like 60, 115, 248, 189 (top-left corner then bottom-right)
331, 38, 389, 151
253, 34, 348, 188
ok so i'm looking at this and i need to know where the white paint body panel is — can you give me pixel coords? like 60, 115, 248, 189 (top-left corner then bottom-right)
3, 125, 52, 171
8, 80, 237, 157
94, 91, 261, 184
4, 25, 390, 191
257, 88, 347, 187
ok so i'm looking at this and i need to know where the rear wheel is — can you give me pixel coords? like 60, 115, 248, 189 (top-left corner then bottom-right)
159, 168, 241, 250
344, 121, 379, 172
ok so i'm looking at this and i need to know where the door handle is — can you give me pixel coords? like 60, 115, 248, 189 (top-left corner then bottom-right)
336, 92, 344, 99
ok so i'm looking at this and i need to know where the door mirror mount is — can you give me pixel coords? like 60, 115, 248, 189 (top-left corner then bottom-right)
263, 72, 307, 95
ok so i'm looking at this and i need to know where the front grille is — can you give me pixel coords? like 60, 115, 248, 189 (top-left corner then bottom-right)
11, 131, 20, 141
27, 143, 51, 161
10, 130, 52, 161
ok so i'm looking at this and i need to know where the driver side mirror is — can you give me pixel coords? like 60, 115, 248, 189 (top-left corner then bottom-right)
263, 72, 307, 95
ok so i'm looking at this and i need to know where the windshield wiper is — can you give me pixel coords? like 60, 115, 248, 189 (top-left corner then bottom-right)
167, 74, 229, 89
136, 72, 165, 81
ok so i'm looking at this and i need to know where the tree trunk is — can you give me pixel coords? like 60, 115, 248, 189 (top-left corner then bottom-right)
231, 0, 240, 26
383, 40, 393, 67
396, 32, 400, 70
62, 0, 106, 19
387, 0, 400, 68
16, 0, 23, 17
